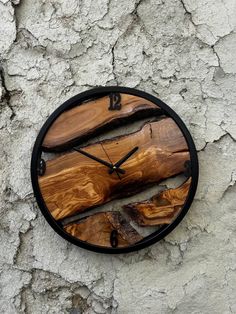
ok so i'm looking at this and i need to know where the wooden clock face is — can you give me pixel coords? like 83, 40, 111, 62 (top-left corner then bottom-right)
31, 87, 198, 253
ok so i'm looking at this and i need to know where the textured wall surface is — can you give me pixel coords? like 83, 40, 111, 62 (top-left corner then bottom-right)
0, 0, 236, 313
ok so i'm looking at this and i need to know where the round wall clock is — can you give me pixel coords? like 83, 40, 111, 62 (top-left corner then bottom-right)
31, 86, 198, 254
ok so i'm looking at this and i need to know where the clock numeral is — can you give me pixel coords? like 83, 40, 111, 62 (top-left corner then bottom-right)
37, 158, 46, 176
108, 93, 121, 110
184, 160, 191, 178
110, 230, 118, 248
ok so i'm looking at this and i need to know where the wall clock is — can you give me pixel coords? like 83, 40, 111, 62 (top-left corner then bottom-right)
31, 86, 199, 254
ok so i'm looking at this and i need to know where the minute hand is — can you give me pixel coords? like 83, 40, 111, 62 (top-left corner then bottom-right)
109, 146, 139, 174
73, 148, 125, 174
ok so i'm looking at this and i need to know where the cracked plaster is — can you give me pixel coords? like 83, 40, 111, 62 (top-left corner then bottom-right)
0, 0, 236, 313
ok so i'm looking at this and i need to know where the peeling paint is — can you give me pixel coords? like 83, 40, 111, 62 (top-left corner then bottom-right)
0, 0, 236, 313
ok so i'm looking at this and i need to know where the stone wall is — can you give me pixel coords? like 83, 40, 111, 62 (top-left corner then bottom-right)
0, 0, 236, 313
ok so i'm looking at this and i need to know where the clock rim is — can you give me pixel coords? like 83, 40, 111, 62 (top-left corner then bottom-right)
31, 86, 199, 254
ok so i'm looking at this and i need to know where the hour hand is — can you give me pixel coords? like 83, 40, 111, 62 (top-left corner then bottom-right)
109, 146, 139, 174
73, 148, 125, 174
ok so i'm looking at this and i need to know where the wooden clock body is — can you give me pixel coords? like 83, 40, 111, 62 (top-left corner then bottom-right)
31, 87, 198, 253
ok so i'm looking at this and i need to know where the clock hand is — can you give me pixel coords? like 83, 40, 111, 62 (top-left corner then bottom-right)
109, 146, 139, 174
100, 142, 122, 180
73, 148, 125, 174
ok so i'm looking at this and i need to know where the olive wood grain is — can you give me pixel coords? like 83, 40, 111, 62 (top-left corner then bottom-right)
124, 178, 191, 226
39, 118, 190, 221
64, 212, 143, 247
42, 94, 161, 151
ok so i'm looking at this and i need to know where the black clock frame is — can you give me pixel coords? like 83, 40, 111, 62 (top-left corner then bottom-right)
31, 86, 199, 254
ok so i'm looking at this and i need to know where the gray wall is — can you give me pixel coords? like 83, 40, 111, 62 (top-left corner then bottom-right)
0, 0, 236, 313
